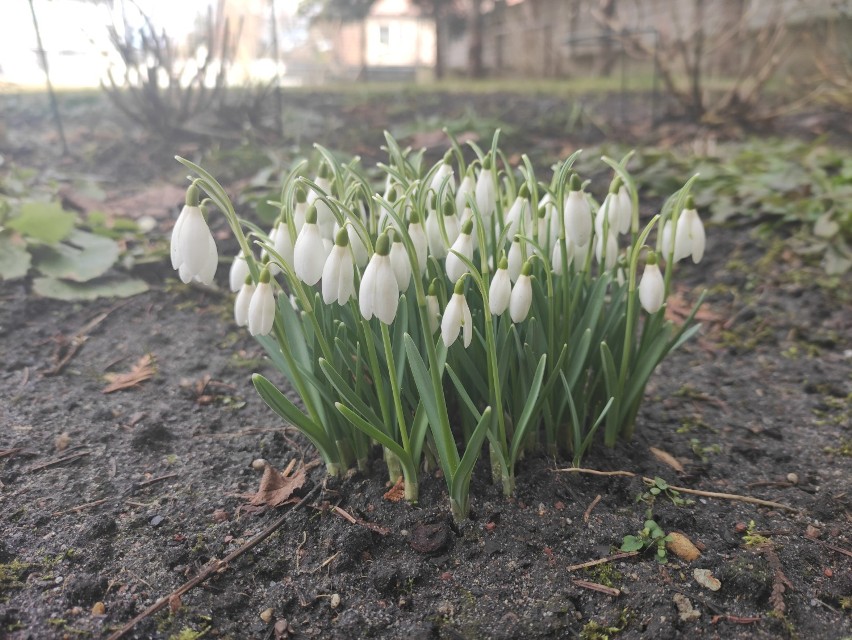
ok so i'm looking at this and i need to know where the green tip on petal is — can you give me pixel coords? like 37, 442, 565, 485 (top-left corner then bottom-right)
453, 278, 466, 294
646, 250, 658, 266
609, 176, 622, 194
306, 205, 318, 224
568, 173, 582, 192
186, 183, 200, 207
498, 256, 509, 270
518, 182, 530, 199
442, 149, 453, 164
521, 261, 533, 276
295, 186, 306, 203
375, 232, 391, 256
442, 200, 455, 217
318, 163, 330, 179
259, 268, 271, 284
461, 218, 473, 235
685, 194, 696, 210
335, 227, 350, 247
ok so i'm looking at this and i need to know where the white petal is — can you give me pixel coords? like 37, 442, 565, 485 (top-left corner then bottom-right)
273, 224, 295, 272
248, 282, 276, 336
508, 241, 523, 282
571, 237, 590, 271
426, 295, 440, 335
294, 202, 307, 235
359, 257, 378, 320
661, 220, 674, 259
229, 251, 250, 292
690, 212, 705, 263
674, 211, 693, 263
455, 175, 474, 213
595, 231, 618, 270
639, 263, 665, 313
564, 191, 592, 247
441, 294, 463, 347
294, 224, 326, 285
321, 246, 344, 305
617, 186, 632, 234
462, 297, 472, 348
475, 171, 495, 219
390, 242, 412, 290
443, 214, 460, 247
509, 275, 533, 323
194, 232, 218, 285
234, 283, 255, 326
372, 259, 399, 324
430, 162, 455, 195
348, 223, 369, 268
551, 240, 574, 276
445, 233, 473, 283
408, 222, 428, 274
170, 205, 190, 270
488, 268, 511, 315
425, 213, 446, 259
179, 207, 216, 277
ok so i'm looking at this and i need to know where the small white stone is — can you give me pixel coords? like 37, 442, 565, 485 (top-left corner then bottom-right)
252, 459, 267, 471
260, 608, 274, 623
330, 593, 341, 609
786, 472, 799, 485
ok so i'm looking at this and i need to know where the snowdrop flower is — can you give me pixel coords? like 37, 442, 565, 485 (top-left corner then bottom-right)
563, 174, 592, 248
293, 187, 308, 234
171, 184, 218, 285
294, 206, 327, 286
408, 211, 428, 274
674, 196, 706, 263
337, 220, 368, 268
504, 184, 532, 239
489, 257, 511, 315
389, 234, 412, 291
572, 236, 590, 271
269, 218, 295, 275
359, 233, 399, 324
308, 166, 335, 239
229, 250, 250, 292
430, 151, 456, 196
455, 168, 475, 214
639, 252, 666, 313
425, 210, 446, 259
475, 155, 496, 221
322, 227, 355, 305
441, 278, 472, 349
508, 236, 524, 282
425, 280, 441, 335
510, 262, 533, 323
233, 277, 255, 327
542, 192, 560, 246
445, 218, 474, 283
595, 186, 620, 238
595, 230, 618, 271
248, 269, 276, 336
551, 238, 573, 276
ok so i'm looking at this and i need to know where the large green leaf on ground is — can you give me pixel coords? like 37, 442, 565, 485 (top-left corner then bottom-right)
32, 276, 148, 301
7, 201, 75, 244
34, 230, 121, 282
0, 233, 31, 280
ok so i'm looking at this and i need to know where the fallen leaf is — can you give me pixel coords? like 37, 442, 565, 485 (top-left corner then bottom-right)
650, 447, 685, 473
383, 477, 405, 502
248, 464, 306, 508
666, 532, 701, 561
102, 354, 156, 393
693, 568, 721, 591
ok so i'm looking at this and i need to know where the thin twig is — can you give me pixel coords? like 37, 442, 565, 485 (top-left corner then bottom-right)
0, 448, 23, 459
53, 498, 110, 516
807, 538, 852, 559
583, 494, 602, 523
572, 579, 620, 597
565, 551, 639, 572
557, 467, 801, 513
136, 473, 179, 490
107, 484, 320, 640
330, 505, 390, 536
27, 451, 90, 473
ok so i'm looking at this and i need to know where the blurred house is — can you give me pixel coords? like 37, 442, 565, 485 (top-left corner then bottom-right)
311, 0, 436, 81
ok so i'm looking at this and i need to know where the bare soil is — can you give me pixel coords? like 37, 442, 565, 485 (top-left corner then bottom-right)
0, 90, 850, 640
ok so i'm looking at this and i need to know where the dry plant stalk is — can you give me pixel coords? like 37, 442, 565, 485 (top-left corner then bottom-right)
102, 0, 242, 137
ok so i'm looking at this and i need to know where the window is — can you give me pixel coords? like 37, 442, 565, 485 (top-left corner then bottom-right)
379, 24, 390, 46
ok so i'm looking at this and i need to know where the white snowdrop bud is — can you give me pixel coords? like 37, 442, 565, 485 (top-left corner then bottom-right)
563, 174, 592, 248
488, 257, 511, 316
509, 262, 533, 323
639, 253, 665, 314
229, 250, 250, 292
445, 218, 474, 283
359, 233, 399, 324
293, 206, 327, 286
248, 270, 276, 336
321, 228, 355, 306
441, 279, 472, 348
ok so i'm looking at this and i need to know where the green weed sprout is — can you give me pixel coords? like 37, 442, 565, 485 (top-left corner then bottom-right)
171, 131, 705, 520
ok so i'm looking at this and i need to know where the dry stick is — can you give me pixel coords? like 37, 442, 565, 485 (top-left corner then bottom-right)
583, 494, 602, 523
27, 451, 90, 473
53, 498, 110, 516
136, 473, 179, 490
557, 468, 800, 513
565, 551, 639, 572
106, 485, 320, 640
807, 538, 852, 560
0, 448, 23, 459
572, 579, 621, 597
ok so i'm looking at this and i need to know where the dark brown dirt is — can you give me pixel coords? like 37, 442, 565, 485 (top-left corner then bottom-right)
0, 90, 850, 640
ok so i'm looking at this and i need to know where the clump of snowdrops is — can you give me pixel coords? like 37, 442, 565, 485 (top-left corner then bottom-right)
171, 132, 705, 520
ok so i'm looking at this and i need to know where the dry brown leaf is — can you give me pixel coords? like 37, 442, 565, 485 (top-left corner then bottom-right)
650, 447, 685, 473
102, 354, 156, 393
693, 568, 721, 591
666, 532, 701, 561
248, 464, 306, 508
383, 476, 405, 502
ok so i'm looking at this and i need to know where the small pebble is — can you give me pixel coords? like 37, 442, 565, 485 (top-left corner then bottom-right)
54, 432, 70, 451
260, 608, 274, 623
330, 593, 341, 609
252, 458, 267, 471
54, 576, 64, 584
786, 472, 799, 484
824, 568, 833, 578
150, 515, 164, 527
91, 602, 105, 616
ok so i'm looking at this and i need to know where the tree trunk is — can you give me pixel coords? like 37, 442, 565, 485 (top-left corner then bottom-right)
468, 0, 484, 78
434, 2, 445, 79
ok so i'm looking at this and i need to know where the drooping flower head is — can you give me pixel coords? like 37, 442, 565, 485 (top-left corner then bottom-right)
673, 195, 706, 264
322, 226, 356, 306
445, 217, 474, 283
229, 250, 250, 292
442, 277, 473, 349
425, 279, 441, 335
234, 275, 255, 327
294, 205, 328, 286
509, 261, 534, 323
475, 154, 496, 221
639, 251, 666, 314
489, 256, 511, 316
359, 232, 399, 324
248, 268, 276, 336
171, 183, 218, 285
563, 173, 592, 248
